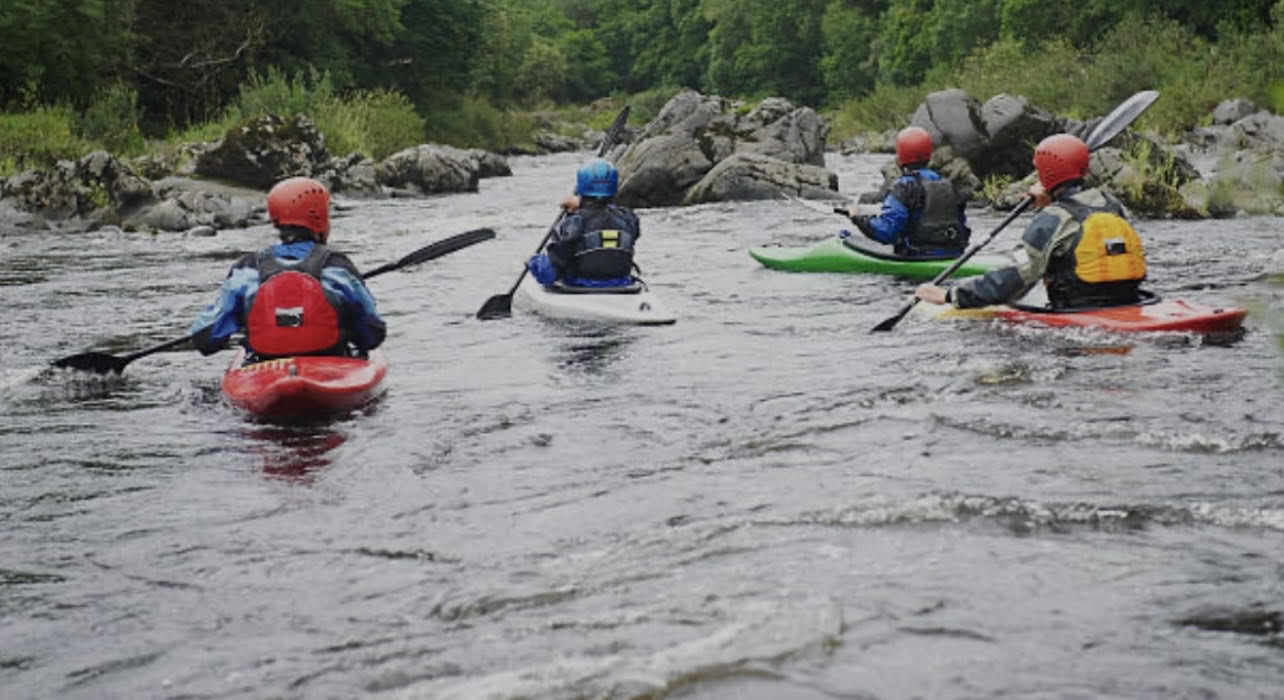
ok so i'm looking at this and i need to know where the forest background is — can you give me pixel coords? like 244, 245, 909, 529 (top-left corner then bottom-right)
2, 0, 1283, 174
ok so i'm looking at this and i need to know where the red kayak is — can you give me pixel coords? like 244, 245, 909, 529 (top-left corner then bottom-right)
920, 293, 1247, 333
221, 348, 389, 421
994, 297, 1247, 333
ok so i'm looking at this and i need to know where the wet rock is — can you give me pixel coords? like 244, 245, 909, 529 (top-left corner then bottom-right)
469, 149, 512, 178
839, 130, 896, 155
319, 153, 381, 198
533, 131, 585, 154
376, 144, 480, 194
0, 151, 157, 232
186, 225, 217, 237
195, 114, 331, 189
132, 142, 213, 180
682, 152, 838, 205
1212, 98, 1258, 126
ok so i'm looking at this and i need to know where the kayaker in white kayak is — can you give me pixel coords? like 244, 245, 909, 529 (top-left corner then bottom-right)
915, 133, 1147, 310
845, 126, 971, 258
527, 158, 641, 288
189, 177, 387, 360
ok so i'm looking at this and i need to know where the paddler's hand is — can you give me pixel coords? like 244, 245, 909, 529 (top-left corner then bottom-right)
559, 194, 581, 212
915, 283, 949, 305
1027, 182, 1052, 208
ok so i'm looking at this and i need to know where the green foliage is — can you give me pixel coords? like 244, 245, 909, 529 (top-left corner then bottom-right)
77, 83, 145, 156
828, 83, 927, 137
423, 96, 536, 152
0, 106, 88, 173
231, 67, 423, 159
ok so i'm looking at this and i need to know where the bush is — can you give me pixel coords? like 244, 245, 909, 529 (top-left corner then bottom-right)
424, 95, 536, 152
829, 83, 925, 139
0, 106, 88, 173
77, 82, 145, 156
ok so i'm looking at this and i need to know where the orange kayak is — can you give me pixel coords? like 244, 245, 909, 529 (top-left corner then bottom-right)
221, 348, 388, 421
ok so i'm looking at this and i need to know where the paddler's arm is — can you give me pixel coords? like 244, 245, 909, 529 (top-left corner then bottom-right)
189, 257, 256, 355
916, 208, 1063, 309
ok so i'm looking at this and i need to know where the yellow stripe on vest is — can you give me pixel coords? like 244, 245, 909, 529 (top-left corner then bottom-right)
1074, 213, 1146, 283
599, 230, 619, 248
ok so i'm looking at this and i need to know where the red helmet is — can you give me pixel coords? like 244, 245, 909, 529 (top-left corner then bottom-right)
895, 126, 933, 167
267, 177, 330, 239
1033, 134, 1090, 191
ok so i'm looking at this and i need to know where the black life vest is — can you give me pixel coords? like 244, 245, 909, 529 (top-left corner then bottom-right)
1045, 194, 1146, 309
897, 174, 967, 254
244, 245, 347, 357
559, 204, 638, 280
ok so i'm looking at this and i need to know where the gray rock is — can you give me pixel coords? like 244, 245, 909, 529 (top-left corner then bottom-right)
469, 149, 512, 178
682, 153, 837, 205
533, 131, 584, 154
911, 89, 988, 163
186, 225, 218, 237
614, 90, 834, 207
980, 94, 1058, 178
195, 114, 331, 189
1212, 98, 1259, 126
377, 144, 480, 194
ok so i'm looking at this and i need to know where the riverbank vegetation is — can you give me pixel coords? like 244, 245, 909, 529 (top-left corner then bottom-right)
2, 0, 1282, 175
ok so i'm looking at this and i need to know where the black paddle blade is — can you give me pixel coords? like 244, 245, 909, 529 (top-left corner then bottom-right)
363, 227, 496, 279
475, 293, 513, 320
51, 352, 128, 375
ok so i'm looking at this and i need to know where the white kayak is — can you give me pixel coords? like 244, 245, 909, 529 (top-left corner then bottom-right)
514, 276, 677, 325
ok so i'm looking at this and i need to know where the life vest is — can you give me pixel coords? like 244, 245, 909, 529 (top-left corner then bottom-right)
244, 245, 346, 357
898, 174, 967, 254
561, 204, 638, 281
1045, 194, 1146, 309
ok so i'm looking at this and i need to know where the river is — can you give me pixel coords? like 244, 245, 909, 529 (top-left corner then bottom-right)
2, 152, 1283, 699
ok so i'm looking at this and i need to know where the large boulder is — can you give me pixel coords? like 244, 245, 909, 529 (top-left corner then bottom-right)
911, 89, 989, 164
614, 90, 834, 207
1212, 98, 1259, 126
682, 153, 838, 205
195, 114, 331, 189
980, 94, 1059, 178
376, 144, 481, 194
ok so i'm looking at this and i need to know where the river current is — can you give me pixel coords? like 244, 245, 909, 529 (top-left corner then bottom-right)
2, 152, 1282, 699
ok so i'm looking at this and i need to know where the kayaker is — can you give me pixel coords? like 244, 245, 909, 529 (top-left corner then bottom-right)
190, 177, 387, 359
915, 133, 1146, 310
527, 157, 641, 287
846, 126, 970, 258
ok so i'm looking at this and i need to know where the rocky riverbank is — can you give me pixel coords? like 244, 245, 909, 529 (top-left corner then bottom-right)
3, 90, 1282, 235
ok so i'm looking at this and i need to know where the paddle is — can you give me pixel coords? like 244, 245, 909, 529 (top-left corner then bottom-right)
870, 89, 1160, 333
51, 227, 497, 374
475, 104, 632, 320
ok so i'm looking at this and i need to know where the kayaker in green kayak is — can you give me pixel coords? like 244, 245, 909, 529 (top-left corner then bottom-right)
527, 158, 642, 288
915, 133, 1147, 310
189, 177, 387, 360
844, 126, 971, 258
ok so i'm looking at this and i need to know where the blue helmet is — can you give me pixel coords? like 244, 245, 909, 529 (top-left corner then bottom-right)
575, 158, 618, 198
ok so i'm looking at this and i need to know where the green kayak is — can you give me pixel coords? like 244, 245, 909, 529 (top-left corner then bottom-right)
748, 236, 1011, 280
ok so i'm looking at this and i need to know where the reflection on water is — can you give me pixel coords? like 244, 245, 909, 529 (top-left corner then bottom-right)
552, 325, 637, 375
241, 426, 348, 482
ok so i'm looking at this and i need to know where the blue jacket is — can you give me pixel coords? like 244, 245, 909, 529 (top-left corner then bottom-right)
856, 168, 969, 256
189, 241, 386, 355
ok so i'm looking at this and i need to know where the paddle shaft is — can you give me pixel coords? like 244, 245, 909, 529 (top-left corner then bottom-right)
872, 196, 1032, 331
54, 228, 495, 373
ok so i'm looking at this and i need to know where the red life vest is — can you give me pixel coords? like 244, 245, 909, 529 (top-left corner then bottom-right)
245, 245, 345, 357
